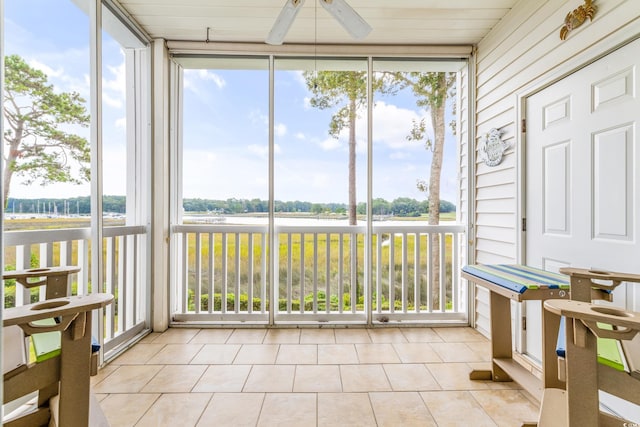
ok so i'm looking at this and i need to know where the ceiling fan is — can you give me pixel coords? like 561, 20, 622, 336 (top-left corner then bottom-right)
266, 0, 372, 45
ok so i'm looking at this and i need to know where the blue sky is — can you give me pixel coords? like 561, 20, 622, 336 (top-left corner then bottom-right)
4, 0, 460, 206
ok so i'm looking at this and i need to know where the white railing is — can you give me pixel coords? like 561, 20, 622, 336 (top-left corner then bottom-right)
3, 225, 149, 356
172, 222, 466, 324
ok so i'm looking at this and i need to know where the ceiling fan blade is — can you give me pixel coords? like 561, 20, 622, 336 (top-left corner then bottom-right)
319, 0, 371, 40
266, 0, 306, 45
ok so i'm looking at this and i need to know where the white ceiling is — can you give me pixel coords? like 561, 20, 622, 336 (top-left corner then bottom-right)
117, 0, 520, 46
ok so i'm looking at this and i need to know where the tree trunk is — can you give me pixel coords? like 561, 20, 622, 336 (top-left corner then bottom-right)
3, 123, 23, 208
348, 98, 357, 226
429, 73, 447, 310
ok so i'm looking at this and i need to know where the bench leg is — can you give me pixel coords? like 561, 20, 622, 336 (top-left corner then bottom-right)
470, 291, 512, 382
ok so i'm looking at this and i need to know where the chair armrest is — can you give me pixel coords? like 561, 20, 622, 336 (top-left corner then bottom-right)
544, 299, 640, 341
559, 267, 640, 292
3, 294, 114, 332
3, 266, 81, 289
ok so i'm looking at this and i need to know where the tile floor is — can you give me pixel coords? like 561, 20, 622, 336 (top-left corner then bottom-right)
92, 327, 540, 426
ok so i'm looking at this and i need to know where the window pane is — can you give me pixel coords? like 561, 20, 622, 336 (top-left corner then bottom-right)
371, 60, 460, 222
101, 4, 150, 226
4, 0, 90, 223
274, 57, 368, 225
181, 58, 269, 224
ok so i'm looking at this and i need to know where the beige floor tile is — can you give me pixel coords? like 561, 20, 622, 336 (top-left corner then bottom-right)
465, 341, 492, 361
355, 343, 401, 364
92, 365, 163, 393
368, 328, 408, 343
192, 365, 252, 392
471, 389, 540, 426
401, 328, 444, 343
276, 344, 317, 364
293, 365, 342, 392
370, 392, 437, 427
196, 393, 264, 427
91, 326, 535, 427
190, 343, 241, 364
233, 344, 279, 364
227, 329, 267, 343
435, 327, 489, 343
140, 364, 207, 392
153, 328, 200, 344
111, 343, 165, 365
190, 329, 233, 343
392, 342, 442, 363
98, 393, 159, 427
137, 332, 161, 343
334, 328, 372, 343
91, 364, 119, 387
340, 364, 391, 392
425, 363, 490, 390
263, 328, 301, 343
317, 393, 376, 426
145, 343, 203, 364
257, 393, 317, 426
243, 365, 296, 392
383, 364, 441, 391
318, 344, 359, 364
430, 342, 487, 362
300, 328, 335, 343
136, 393, 211, 427
421, 390, 498, 426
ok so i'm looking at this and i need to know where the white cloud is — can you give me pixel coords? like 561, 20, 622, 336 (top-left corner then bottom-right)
248, 143, 281, 158
274, 123, 287, 137
115, 117, 126, 128
248, 144, 268, 157
28, 59, 64, 78
389, 152, 409, 160
319, 137, 342, 151
197, 70, 226, 88
295, 132, 306, 140
102, 59, 126, 109
102, 92, 122, 109
249, 110, 267, 125
183, 69, 226, 94
248, 110, 287, 137
182, 149, 268, 200
314, 101, 426, 156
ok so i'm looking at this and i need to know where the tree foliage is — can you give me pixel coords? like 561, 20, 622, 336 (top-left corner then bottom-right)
6, 196, 455, 216
3, 54, 90, 207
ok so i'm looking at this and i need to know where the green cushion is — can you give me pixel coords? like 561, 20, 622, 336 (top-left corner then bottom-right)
596, 323, 625, 371
31, 318, 61, 363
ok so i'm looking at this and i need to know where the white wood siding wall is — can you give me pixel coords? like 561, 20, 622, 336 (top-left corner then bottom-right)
472, 0, 640, 334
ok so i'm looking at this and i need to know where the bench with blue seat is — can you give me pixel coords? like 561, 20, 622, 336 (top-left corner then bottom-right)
462, 264, 574, 400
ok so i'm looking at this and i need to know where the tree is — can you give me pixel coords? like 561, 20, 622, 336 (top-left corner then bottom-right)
403, 72, 456, 309
304, 71, 400, 225
3, 54, 90, 207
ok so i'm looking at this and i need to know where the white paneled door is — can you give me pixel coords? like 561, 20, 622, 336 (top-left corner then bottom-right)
525, 37, 640, 420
